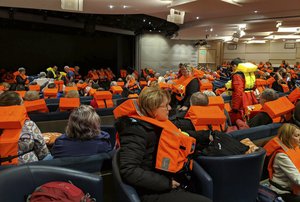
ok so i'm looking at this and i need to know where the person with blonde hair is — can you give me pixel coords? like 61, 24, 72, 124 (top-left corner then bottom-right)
51, 105, 112, 158
114, 87, 211, 202
24, 91, 40, 101
264, 123, 300, 202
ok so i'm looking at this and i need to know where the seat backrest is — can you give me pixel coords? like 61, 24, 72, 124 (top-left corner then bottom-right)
196, 148, 266, 202
27, 152, 111, 173
228, 124, 271, 141
0, 165, 103, 202
112, 150, 140, 202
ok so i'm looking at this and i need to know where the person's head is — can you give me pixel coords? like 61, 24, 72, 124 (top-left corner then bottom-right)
66, 105, 101, 140
47, 83, 56, 89
18, 67, 26, 75
278, 123, 300, 149
190, 92, 209, 106
74, 66, 80, 71
66, 82, 76, 87
117, 78, 123, 82
181, 65, 193, 77
157, 76, 165, 83
110, 81, 117, 87
65, 90, 79, 98
202, 90, 216, 97
24, 91, 40, 101
0, 91, 23, 106
53, 66, 58, 71
38, 72, 46, 78
126, 75, 134, 82
64, 66, 70, 72
231, 58, 242, 71
260, 88, 278, 105
138, 87, 171, 121
16, 85, 26, 91
1, 82, 10, 91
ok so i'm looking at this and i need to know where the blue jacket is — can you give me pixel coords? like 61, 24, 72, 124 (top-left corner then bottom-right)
51, 131, 112, 158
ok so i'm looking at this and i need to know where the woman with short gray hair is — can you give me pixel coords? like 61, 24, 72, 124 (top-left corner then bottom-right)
51, 105, 112, 158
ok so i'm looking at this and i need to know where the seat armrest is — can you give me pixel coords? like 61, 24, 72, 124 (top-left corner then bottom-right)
192, 161, 213, 200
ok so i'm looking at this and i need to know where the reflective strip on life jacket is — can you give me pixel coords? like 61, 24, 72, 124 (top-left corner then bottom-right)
264, 136, 300, 195
0, 106, 28, 165
59, 98, 80, 111
185, 106, 227, 131
24, 99, 49, 113
113, 99, 196, 173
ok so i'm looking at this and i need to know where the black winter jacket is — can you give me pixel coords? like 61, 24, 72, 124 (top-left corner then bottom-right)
115, 117, 172, 196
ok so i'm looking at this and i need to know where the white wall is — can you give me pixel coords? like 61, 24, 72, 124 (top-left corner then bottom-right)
136, 34, 198, 74
223, 41, 300, 66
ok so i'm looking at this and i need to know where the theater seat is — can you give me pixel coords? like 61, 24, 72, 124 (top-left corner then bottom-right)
0, 165, 103, 202
112, 150, 140, 202
27, 152, 112, 173
196, 148, 266, 202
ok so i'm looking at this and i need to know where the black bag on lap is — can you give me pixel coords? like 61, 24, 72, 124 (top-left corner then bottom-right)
201, 130, 249, 156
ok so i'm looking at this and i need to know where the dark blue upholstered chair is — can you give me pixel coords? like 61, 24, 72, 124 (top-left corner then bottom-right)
0, 165, 103, 202
196, 148, 266, 202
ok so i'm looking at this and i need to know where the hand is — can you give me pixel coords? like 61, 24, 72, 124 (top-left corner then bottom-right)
171, 180, 180, 189
179, 106, 188, 111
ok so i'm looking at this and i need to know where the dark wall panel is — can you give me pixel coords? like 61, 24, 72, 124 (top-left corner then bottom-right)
0, 26, 134, 77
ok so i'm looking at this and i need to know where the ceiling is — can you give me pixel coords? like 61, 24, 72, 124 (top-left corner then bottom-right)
1, 0, 300, 42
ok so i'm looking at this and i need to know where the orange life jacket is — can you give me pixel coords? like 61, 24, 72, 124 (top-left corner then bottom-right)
255, 79, 268, 93
185, 106, 227, 131
264, 136, 300, 195
64, 86, 78, 94
128, 93, 139, 98
127, 80, 138, 90
193, 69, 205, 78
54, 80, 64, 92
24, 99, 49, 113
59, 98, 80, 111
93, 91, 113, 108
200, 81, 213, 92
287, 88, 300, 104
208, 96, 225, 110
117, 81, 124, 88
0, 106, 28, 165
267, 77, 276, 88
110, 86, 123, 95
280, 84, 290, 93
172, 76, 199, 101
13, 71, 29, 84
113, 99, 196, 173
0, 86, 4, 91
88, 88, 97, 96
139, 81, 147, 87
158, 83, 171, 90
263, 97, 295, 123
29, 85, 41, 92
15, 91, 26, 98
44, 88, 58, 99
76, 83, 88, 90
120, 70, 127, 78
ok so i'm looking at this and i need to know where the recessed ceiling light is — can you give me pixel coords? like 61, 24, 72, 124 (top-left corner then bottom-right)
149, 30, 152, 32
254, 10, 258, 13
149, 22, 151, 24
215, 34, 218, 37
210, 28, 213, 32
196, 16, 199, 20
158, 30, 161, 32
143, 19, 146, 22
109, 5, 114, 9
123, 5, 128, 9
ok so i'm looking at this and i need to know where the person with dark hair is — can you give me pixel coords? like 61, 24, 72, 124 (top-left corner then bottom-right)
0, 91, 50, 164
114, 87, 211, 202
264, 123, 300, 202
51, 105, 112, 158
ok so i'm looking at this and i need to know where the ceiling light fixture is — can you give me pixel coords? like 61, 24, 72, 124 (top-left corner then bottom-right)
278, 27, 300, 32
109, 5, 114, 9
210, 28, 213, 32
196, 16, 199, 20
276, 21, 282, 28
254, 10, 258, 13
123, 5, 128, 9
246, 40, 266, 44
221, 0, 242, 7
61, 0, 83, 11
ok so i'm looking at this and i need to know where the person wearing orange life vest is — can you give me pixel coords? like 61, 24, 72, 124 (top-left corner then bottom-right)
0, 91, 50, 165
14, 67, 29, 90
171, 64, 200, 111
125, 74, 140, 94
264, 123, 300, 202
247, 88, 279, 127
114, 87, 211, 202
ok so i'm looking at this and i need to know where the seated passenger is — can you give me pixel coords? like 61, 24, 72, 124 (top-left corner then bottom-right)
114, 87, 211, 202
51, 105, 112, 158
24, 90, 40, 101
0, 91, 50, 164
264, 123, 300, 202
247, 89, 279, 127
294, 101, 300, 127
